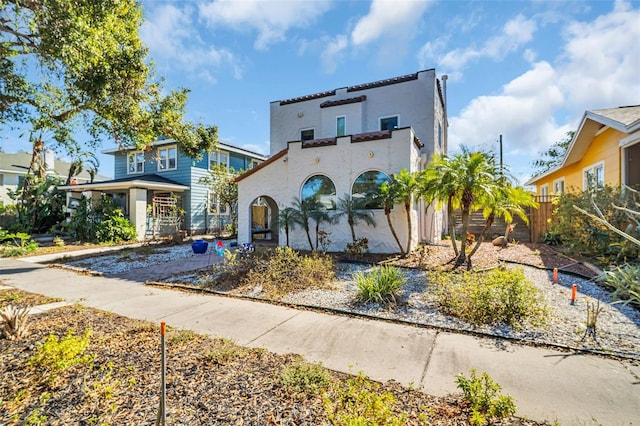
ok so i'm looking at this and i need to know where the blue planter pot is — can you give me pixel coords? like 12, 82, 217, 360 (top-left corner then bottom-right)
191, 240, 208, 254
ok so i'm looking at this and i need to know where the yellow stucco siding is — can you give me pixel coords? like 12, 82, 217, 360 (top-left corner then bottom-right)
534, 128, 623, 195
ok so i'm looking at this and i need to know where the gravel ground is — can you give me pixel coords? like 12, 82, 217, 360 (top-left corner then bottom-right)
57, 242, 640, 360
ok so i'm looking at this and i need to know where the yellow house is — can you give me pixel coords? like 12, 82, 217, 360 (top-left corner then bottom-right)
526, 105, 640, 196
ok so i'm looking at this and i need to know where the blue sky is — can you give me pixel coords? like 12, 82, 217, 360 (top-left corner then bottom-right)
2, 0, 639, 184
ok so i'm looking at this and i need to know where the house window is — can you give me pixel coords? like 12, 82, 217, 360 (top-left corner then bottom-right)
301, 175, 336, 210
158, 145, 177, 171
301, 128, 315, 141
540, 184, 549, 198
352, 170, 391, 209
380, 115, 398, 131
209, 151, 229, 170
553, 177, 565, 195
208, 192, 228, 215
583, 162, 604, 190
336, 116, 346, 137
128, 151, 144, 174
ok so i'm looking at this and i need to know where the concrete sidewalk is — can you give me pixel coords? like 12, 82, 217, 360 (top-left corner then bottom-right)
1, 257, 638, 425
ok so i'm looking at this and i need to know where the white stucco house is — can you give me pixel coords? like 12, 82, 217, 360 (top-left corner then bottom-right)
236, 69, 448, 253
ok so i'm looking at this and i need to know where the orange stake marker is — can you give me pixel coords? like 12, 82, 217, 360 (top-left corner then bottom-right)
553, 268, 558, 284
160, 321, 166, 336
570, 284, 577, 305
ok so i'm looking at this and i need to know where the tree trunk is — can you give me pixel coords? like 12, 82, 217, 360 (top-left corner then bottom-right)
455, 207, 470, 267
447, 199, 459, 257
385, 207, 405, 255
304, 221, 313, 251
404, 200, 412, 254
348, 216, 356, 243
285, 224, 289, 247
467, 213, 495, 263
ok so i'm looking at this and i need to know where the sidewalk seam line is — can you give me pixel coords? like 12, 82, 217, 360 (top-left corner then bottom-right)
419, 331, 439, 386
245, 311, 303, 345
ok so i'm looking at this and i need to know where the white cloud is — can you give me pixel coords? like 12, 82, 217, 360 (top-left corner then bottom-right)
448, 61, 568, 182
320, 35, 349, 74
199, 0, 333, 50
141, 4, 242, 78
350, 0, 433, 46
556, 0, 640, 109
437, 14, 537, 72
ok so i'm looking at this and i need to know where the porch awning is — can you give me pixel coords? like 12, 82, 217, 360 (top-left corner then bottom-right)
59, 174, 189, 192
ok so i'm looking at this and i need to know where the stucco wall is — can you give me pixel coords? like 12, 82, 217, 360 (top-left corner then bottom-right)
238, 128, 427, 253
270, 70, 438, 156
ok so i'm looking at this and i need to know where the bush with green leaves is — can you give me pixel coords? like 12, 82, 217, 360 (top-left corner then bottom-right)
323, 373, 407, 425
241, 246, 335, 298
550, 186, 639, 264
7, 174, 66, 234
28, 329, 94, 381
430, 267, 549, 328
456, 369, 516, 426
355, 265, 407, 306
65, 195, 136, 243
604, 264, 640, 308
279, 359, 333, 395
0, 228, 38, 257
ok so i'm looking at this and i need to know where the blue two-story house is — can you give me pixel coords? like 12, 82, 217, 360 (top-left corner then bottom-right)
61, 139, 266, 240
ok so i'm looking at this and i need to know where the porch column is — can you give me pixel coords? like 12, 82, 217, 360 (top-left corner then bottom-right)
129, 188, 147, 241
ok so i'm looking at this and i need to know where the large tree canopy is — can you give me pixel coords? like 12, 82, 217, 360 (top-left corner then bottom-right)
531, 131, 574, 176
0, 0, 217, 157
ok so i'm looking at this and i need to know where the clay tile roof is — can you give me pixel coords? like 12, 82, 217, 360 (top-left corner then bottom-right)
351, 130, 392, 143
319, 95, 367, 108
301, 138, 337, 148
413, 136, 424, 149
279, 90, 337, 105
347, 73, 418, 92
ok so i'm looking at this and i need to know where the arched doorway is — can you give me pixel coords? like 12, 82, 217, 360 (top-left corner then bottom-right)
248, 196, 279, 244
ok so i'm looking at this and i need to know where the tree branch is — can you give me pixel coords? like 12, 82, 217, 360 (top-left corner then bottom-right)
573, 205, 640, 247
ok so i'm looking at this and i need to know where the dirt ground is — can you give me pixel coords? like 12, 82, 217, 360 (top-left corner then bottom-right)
0, 302, 543, 425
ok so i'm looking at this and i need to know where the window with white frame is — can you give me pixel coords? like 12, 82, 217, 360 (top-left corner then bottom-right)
157, 145, 177, 171
336, 116, 346, 137
208, 192, 228, 214
301, 128, 315, 141
380, 115, 398, 131
583, 161, 604, 190
553, 177, 565, 195
209, 150, 229, 170
540, 184, 549, 198
128, 151, 144, 174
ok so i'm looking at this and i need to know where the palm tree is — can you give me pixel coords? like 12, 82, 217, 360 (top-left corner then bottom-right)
334, 195, 376, 244
418, 151, 499, 268
380, 179, 405, 255
309, 207, 331, 250
392, 169, 418, 254
278, 207, 298, 247
290, 196, 321, 251
466, 183, 538, 266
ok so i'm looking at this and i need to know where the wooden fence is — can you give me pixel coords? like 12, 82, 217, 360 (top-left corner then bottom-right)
529, 196, 556, 243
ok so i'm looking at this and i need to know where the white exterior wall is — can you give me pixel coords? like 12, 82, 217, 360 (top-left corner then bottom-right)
238, 128, 425, 253
270, 70, 439, 156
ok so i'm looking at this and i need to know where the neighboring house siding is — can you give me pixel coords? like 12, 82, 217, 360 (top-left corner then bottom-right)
533, 128, 623, 195
189, 167, 210, 234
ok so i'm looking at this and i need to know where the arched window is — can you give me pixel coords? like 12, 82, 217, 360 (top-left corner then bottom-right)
352, 171, 391, 209
301, 175, 336, 210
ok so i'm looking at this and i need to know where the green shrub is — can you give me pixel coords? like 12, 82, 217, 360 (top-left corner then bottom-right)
355, 265, 407, 306
279, 359, 332, 395
241, 247, 335, 298
430, 267, 549, 328
550, 186, 639, 263
0, 228, 38, 257
324, 373, 406, 425
28, 329, 93, 380
456, 369, 516, 426
604, 264, 640, 307
202, 337, 246, 365
94, 211, 137, 243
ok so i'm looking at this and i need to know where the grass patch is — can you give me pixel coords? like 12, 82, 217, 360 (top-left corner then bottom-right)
355, 265, 407, 306
278, 358, 333, 395
430, 267, 549, 329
